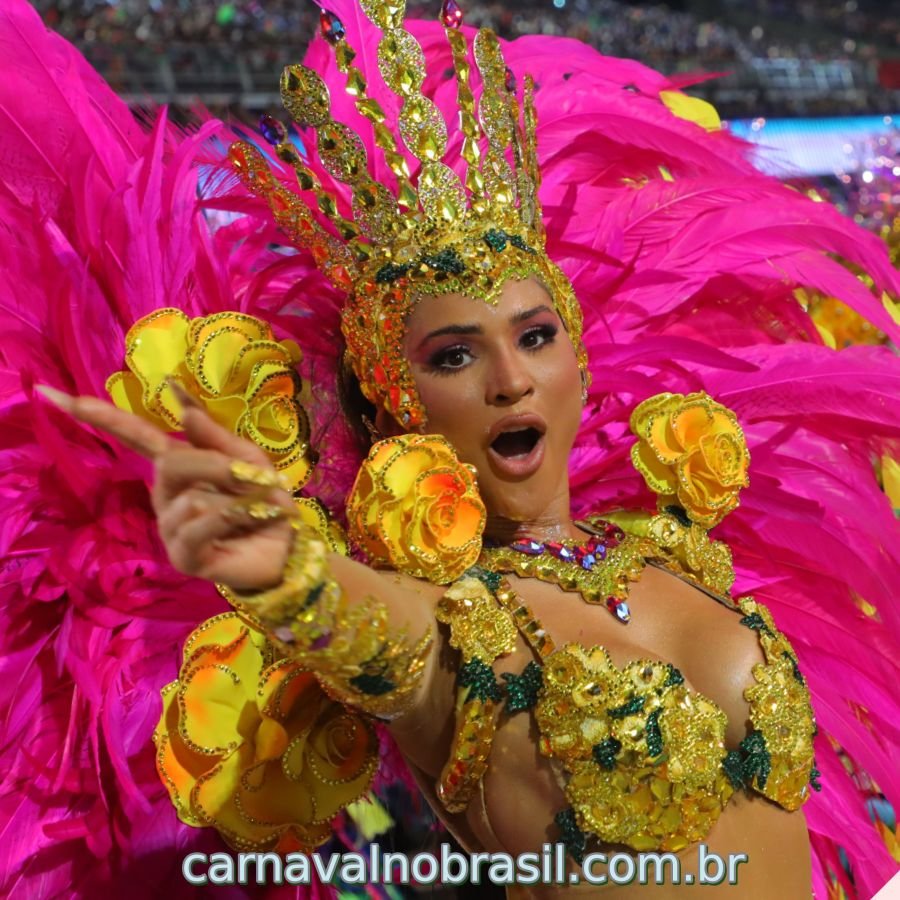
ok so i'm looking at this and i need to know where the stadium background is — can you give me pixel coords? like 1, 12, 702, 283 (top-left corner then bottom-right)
30, 0, 900, 895
35, 0, 899, 257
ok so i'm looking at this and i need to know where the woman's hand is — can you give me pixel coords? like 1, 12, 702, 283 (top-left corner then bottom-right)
36, 382, 295, 592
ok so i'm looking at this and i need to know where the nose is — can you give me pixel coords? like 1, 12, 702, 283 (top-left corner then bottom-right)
485, 342, 535, 406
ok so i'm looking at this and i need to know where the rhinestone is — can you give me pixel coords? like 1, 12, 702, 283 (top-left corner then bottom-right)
511, 540, 545, 555
258, 114, 286, 146
319, 9, 346, 45
440, 0, 464, 28
606, 597, 631, 623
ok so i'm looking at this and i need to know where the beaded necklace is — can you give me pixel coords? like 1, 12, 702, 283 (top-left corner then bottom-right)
477, 518, 655, 623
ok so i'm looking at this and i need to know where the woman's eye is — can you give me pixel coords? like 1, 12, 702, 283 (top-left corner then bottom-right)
429, 345, 474, 373
520, 324, 558, 350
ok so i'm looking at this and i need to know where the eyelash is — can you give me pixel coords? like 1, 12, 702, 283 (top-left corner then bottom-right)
427, 324, 559, 375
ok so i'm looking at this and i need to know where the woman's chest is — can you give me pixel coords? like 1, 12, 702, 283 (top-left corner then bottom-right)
497, 568, 761, 745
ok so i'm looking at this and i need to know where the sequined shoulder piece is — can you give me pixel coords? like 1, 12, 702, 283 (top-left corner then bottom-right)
730, 596, 819, 809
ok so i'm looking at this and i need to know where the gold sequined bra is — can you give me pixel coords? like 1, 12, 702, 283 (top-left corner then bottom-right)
435, 559, 820, 860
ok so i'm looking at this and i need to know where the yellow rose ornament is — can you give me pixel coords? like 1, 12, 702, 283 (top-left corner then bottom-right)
106, 308, 314, 492
154, 613, 379, 851
346, 435, 486, 584
630, 391, 750, 528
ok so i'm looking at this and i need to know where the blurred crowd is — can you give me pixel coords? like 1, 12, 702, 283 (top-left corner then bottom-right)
34, 0, 899, 118
37, 0, 898, 66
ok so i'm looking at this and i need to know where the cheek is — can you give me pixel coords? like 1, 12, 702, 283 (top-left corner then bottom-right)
543, 343, 583, 425
411, 368, 484, 450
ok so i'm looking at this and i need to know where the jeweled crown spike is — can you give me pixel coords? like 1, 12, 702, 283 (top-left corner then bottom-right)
440, 0, 464, 29
229, 0, 587, 428
320, 9, 346, 44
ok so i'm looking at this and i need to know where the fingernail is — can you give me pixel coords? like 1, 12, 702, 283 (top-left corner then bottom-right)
36, 384, 75, 412
166, 376, 202, 412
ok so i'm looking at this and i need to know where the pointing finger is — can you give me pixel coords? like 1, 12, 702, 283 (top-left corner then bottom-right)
36, 385, 172, 460
172, 398, 273, 469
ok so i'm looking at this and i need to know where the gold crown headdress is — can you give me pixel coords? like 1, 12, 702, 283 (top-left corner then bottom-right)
230, 0, 588, 428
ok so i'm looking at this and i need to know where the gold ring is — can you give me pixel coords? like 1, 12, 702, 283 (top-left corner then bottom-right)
221, 500, 288, 527
229, 459, 291, 492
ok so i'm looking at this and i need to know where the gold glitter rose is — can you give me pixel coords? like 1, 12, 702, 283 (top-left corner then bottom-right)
154, 613, 378, 851
106, 308, 314, 491
630, 391, 750, 527
346, 435, 486, 584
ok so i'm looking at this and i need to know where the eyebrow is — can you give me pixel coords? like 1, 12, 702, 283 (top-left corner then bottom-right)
416, 304, 555, 348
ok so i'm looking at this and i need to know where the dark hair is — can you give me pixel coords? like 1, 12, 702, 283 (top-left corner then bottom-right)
337, 352, 379, 454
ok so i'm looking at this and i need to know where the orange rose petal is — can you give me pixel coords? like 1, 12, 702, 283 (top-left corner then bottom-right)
125, 309, 192, 397
179, 666, 256, 753
194, 750, 280, 846
278, 453, 315, 493
367, 438, 402, 470
647, 411, 685, 464
260, 665, 324, 730
418, 470, 462, 499
106, 370, 172, 428
381, 447, 438, 497
255, 717, 290, 761
246, 365, 295, 402
239, 755, 317, 825
632, 441, 679, 495
441, 498, 484, 548
203, 394, 249, 432
671, 402, 715, 449
182, 613, 258, 665
195, 329, 248, 395
235, 345, 294, 389
190, 314, 271, 352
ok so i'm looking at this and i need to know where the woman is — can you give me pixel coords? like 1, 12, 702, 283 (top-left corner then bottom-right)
2, 0, 898, 897
39, 272, 816, 897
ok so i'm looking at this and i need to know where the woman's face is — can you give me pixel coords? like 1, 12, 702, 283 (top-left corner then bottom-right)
399, 277, 583, 525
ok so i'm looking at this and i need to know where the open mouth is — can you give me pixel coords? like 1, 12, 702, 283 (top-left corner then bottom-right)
490, 427, 543, 458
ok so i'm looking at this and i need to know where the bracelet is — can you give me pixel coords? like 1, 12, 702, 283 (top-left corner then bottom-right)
218, 518, 435, 720
222, 519, 330, 636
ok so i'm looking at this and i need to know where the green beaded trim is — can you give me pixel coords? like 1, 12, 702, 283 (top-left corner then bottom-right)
303, 582, 326, 610
739, 611, 772, 635
662, 504, 693, 527
592, 737, 622, 771
608, 695, 646, 719
483, 228, 536, 254
349, 672, 396, 696
374, 262, 410, 283
809, 762, 822, 792
782, 650, 806, 685
421, 248, 466, 275
459, 657, 503, 703
645, 709, 663, 757
722, 729, 772, 791
374, 232, 536, 285
469, 566, 502, 593
664, 663, 684, 687
555, 807, 587, 865
501, 661, 543, 713
374, 247, 468, 285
